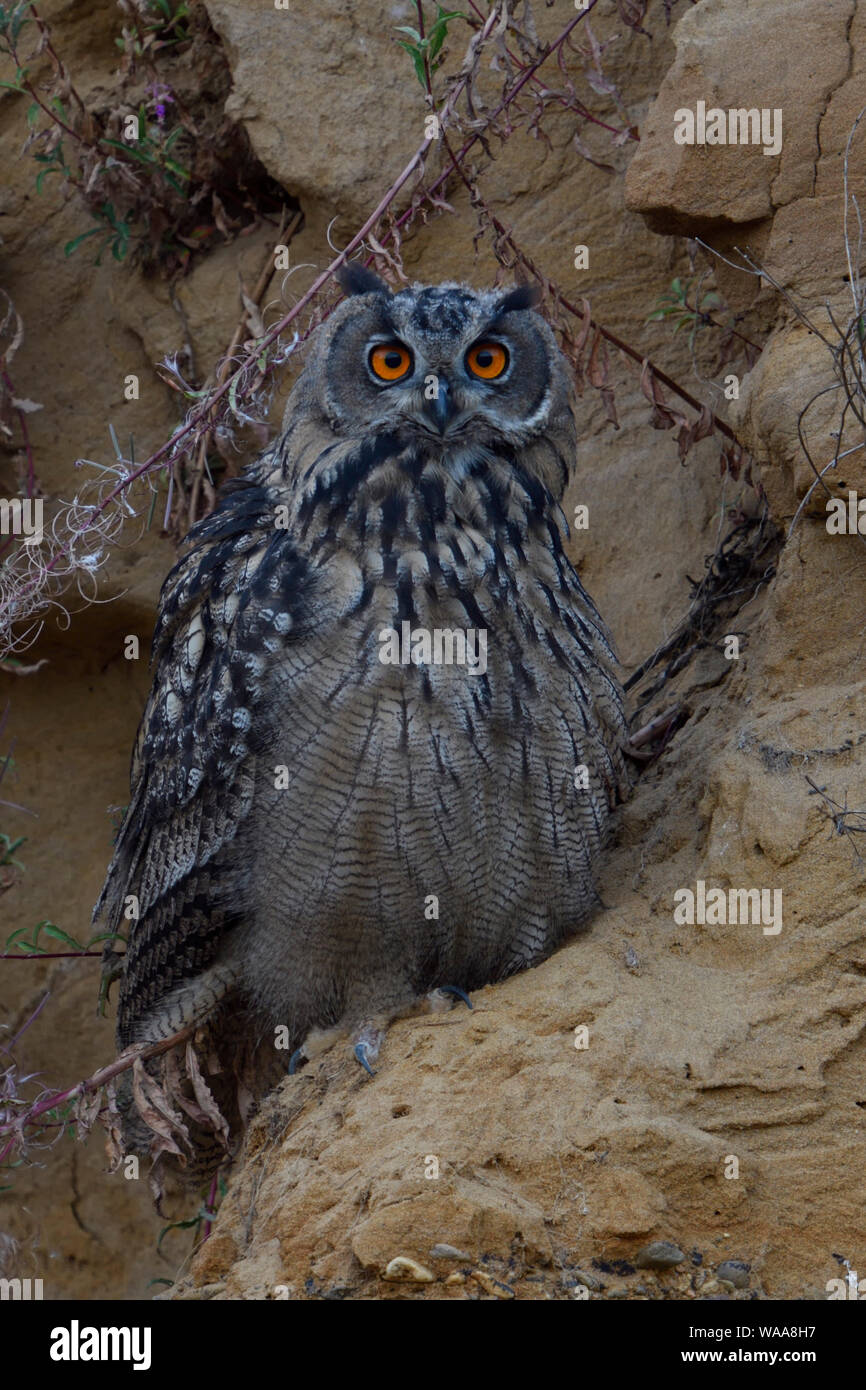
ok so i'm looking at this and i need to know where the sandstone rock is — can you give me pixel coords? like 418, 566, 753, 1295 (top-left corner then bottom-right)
203, 0, 426, 226
625, 0, 854, 233
635, 1240, 686, 1270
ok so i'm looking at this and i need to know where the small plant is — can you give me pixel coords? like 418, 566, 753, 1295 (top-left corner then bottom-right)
0, 3, 282, 272
646, 266, 764, 377
117, 0, 192, 56
395, 5, 466, 86
647, 275, 723, 334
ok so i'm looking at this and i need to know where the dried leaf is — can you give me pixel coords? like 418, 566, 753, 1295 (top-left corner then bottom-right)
0, 292, 24, 362
676, 403, 715, 460
240, 288, 265, 340
102, 1079, 125, 1173
616, 0, 650, 36
73, 1085, 103, 1141
640, 360, 688, 432
588, 330, 619, 427
131, 1056, 189, 1159
185, 1041, 231, 1145
367, 232, 409, 284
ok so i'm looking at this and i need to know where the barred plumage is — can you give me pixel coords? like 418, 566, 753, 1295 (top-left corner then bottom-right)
95, 271, 630, 1169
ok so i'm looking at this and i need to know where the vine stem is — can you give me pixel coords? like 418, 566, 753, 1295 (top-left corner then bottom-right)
0, 1023, 196, 1164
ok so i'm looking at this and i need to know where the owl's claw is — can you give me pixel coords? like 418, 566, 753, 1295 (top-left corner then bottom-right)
353, 1041, 377, 1077
437, 985, 473, 1009
288, 1046, 306, 1075
352, 1025, 383, 1078
426, 985, 473, 1013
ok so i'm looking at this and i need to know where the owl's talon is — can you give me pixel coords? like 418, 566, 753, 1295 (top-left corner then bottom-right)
353, 1040, 377, 1077
438, 985, 473, 1010
427, 985, 473, 1013
288, 1046, 306, 1075
352, 1024, 382, 1078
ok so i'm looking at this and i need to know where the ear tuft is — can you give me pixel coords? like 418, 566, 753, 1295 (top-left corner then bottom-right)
336, 262, 390, 297
495, 283, 542, 315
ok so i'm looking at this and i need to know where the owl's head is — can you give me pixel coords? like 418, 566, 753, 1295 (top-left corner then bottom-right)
294, 266, 575, 461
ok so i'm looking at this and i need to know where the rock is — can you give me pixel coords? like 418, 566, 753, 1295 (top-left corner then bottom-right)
164, 1282, 226, 1301
470, 1270, 515, 1299
203, 0, 424, 225
429, 1244, 471, 1262
625, 0, 853, 234
635, 1241, 686, 1270
382, 1257, 435, 1284
716, 1261, 751, 1289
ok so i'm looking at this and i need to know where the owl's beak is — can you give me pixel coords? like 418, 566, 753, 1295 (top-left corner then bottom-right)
424, 378, 456, 435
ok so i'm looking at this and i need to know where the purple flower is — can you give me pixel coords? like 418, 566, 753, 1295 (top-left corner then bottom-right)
147, 81, 174, 125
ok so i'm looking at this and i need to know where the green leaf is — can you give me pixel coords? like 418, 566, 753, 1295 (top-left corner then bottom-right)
394, 25, 422, 41
87, 929, 126, 948
34, 921, 86, 950
396, 39, 428, 87
163, 157, 191, 181
100, 136, 159, 168
64, 226, 103, 255
428, 8, 464, 60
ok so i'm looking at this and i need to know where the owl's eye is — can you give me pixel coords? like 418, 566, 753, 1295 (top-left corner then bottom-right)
465, 340, 509, 380
369, 342, 413, 382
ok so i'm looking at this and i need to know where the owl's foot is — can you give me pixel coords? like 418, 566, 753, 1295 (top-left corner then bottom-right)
426, 985, 473, 1013
352, 1024, 384, 1078
289, 989, 472, 1079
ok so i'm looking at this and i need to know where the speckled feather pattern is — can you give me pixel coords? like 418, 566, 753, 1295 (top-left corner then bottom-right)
95, 280, 630, 1131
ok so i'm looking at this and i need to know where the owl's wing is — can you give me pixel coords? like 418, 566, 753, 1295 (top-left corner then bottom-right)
94, 476, 310, 1045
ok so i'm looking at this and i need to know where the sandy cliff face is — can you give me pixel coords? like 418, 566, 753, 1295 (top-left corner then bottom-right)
1, 0, 863, 1300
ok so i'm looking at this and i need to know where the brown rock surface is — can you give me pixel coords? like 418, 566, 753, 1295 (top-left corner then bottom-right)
1, 0, 863, 1302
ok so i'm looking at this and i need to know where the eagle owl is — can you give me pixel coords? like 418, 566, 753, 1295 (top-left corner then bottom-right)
96, 268, 630, 1163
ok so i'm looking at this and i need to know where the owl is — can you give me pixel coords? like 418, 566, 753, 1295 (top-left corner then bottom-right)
95, 267, 631, 1167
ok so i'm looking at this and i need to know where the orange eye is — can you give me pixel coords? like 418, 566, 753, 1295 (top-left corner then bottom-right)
466, 340, 509, 380
369, 342, 412, 382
